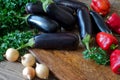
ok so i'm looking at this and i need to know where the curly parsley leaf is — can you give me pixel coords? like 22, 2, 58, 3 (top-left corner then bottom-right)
0, 0, 35, 36
0, 30, 35, 61
82, 47, 110, 65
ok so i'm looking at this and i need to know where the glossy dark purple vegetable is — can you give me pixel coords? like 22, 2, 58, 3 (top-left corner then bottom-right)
41, 0, 76, 31
53, 0, 88, 10
77, 8, 92, 39
90, 10, 112, 34
25, 1, 45, 15
25, 1, 75, 15
17, 33, 79, 50
19, 14, 60, 33
57, 5, 75, 15
77, 7, 92, 50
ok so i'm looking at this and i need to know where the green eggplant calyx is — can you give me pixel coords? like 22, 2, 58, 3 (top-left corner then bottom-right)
17, 38, 35, 50
41, 0, 54, 12
82, 34, 91, 51
16, 14, 31, 20
16, 14, 31, 25
41, 0, 46, 3
23, 14, 31, 26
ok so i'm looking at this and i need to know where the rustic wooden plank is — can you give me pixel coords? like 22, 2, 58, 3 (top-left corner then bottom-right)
0, 61, 24, 80
0, 0, 120, 80
29, 0, 120, 80
30, 49, 120, 80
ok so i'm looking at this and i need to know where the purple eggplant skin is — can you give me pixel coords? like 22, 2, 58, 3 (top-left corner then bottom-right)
25, 2, 45, 15
77, 8, 92, 39
57, 5, 75, 15
27, 14, 60, 33
33, 33, 79, 50
90, 10, 112, 34
25, 1, 74, 15
46, 3, 76, 31
53, 0, 88, 10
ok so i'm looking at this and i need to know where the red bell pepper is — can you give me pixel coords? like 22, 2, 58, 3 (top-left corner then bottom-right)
106, 13, 120, 34
91, 0, 110, 16
110, 49, 120, 74
96, 32, 118, 51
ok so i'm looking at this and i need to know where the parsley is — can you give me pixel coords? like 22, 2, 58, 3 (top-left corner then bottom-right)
0, 0, 35, 36
81, 34, 109, 65
0, 0, 38, 61
82, 47, 110, 65
0, 30, 35, 61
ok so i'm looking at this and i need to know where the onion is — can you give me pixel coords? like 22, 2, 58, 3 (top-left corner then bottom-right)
22, 66, 36, 80
4, 48, 19, 62
35, 63, 49, 79
21, 53, 35, 67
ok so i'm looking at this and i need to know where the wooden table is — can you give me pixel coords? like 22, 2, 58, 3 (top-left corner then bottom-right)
1, 0, 120, 80
29, 0, 120, 80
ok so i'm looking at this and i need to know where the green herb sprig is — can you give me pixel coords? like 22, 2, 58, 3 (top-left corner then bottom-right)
82, 47, 110, 65
82, 35, 110, 65
0, 30, 35, 61
0, 0, 35, 36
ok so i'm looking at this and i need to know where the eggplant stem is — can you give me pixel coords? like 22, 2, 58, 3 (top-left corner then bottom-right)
40, 0, 54, 12
17, 43, 29, 50
17, 38, 35, 50
82, 34, 91, 51
16, 14, 31, 25
16, 16, 25, 19
86, 4, 91, 11
16, 14, 30, 20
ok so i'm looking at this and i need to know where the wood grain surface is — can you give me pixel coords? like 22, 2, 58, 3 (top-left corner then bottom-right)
30, 0, 120, 80
0, 61, 24, 80
0, 0, 120, 80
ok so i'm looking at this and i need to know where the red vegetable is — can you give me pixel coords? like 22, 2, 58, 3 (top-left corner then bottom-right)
91, 0, 110, 16
110, 49, 120, 74
106, 13, 120, 34
96, 32, 118, 52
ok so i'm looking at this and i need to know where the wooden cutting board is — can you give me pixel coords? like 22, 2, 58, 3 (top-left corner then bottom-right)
30, 49, 120, 80
29, 0, 120, 80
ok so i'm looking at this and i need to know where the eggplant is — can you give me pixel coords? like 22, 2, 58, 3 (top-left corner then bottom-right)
77, 8, 92, 39
25, 2, 45, 15
90, 10, 112, 34
41, 0, 76, 30
57, 5, 75, 15
17, 33, 79, 50
77, 7, 92, 50
53, 0, 88, 10
19, 14, 60, 33
25, 1, 74, 15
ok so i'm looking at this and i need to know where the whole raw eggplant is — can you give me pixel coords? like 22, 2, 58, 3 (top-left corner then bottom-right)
90, 10, 112, 34
25, 1, 74, 15
53, 0, 88, 10
77, 8, 92, 39
77, 7, 92, 50
26, 14, 60, 33
57, 5, 75, 15
25, 2, 45, 15
41, 0, 76, 31
17, 33, 80, 50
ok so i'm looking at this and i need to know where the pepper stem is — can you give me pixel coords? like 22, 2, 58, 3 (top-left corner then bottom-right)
17, 38, 35, 50
40, 0, 54, 12
82, 34, 91, 51
110, 44, 118, 50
